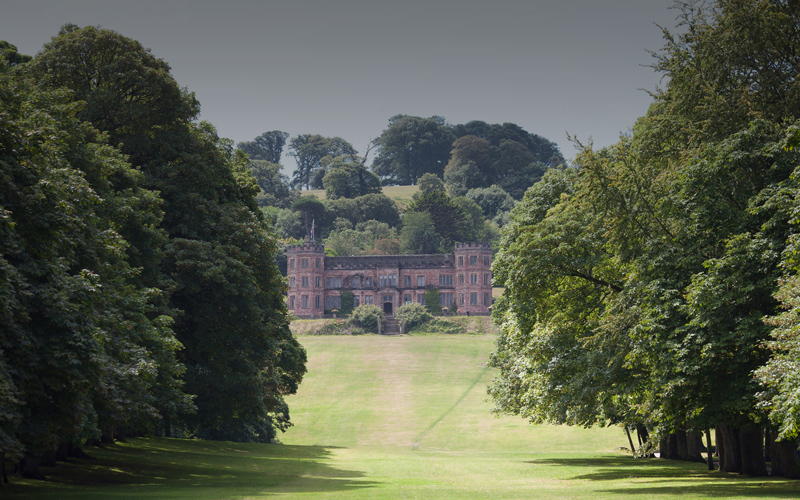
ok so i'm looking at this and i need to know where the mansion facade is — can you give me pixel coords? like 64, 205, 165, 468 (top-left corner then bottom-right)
286, 240, 493, 318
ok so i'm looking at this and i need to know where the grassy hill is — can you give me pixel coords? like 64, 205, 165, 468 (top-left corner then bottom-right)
300, 185, 419, 209
5, 332, 799, 499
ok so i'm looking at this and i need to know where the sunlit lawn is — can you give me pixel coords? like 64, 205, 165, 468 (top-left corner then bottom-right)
5, 333, 799, 499
299, 185, 418, 209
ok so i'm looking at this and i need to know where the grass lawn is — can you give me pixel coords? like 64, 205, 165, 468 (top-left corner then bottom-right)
5, 333, 799, 499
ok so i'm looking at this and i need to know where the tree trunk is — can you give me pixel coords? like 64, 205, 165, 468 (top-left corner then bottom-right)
625, 426, 637, 457
85, 437, 102, 448
685, 431, 705, 462
764, 431, 773, 464
676, 429, 688, 460
771, 437, 800, 478
717, 422, 742, 473
715, 427, 724, 469
163, 415, 172, 438
738, 426, 767, 476
636, 425, 654, 457
40, 449, 57, 467
705, 429, 715, 470
68, 440, 91, 459
660, 431, 680, 460
18, 455, 45, 480
56, 442, 69, 462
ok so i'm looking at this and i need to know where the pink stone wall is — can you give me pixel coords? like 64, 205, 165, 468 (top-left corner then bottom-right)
287, 241, 325, 318
453, 242, 493, 314
286, 242, 493, 318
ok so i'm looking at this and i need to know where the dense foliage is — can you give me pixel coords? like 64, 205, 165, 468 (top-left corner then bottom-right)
232, 97, 562, 258
349, 305, 385, 333
489, 0, 800, 478
1, 25, 306, 478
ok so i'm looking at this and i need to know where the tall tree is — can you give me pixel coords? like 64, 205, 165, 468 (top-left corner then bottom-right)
372, 115, 456, 185
416, 172, 446, 194
405, 190, 471, 249
291, 197, 327, 239
489, 0, 800, 477
0, 41, 32, 66
322, 155, 382, 199
1, 58, 188, 474
451, 120, 565, 198
465, 185, 516, 221
249, 159, 297, 209
237, 130, 289, 163
400, 212, 439, 255
31, 25, 306, 443
289, 135, 357, 190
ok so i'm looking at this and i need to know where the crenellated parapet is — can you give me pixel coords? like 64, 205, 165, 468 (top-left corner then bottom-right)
287, 241, 325, 253
454, 241, 492, 251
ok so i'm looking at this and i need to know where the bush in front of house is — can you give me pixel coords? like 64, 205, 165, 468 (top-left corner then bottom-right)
348, 304, 384, 333
396, 303, 433, 329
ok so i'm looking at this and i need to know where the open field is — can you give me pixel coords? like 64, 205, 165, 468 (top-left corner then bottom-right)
299, 185, 419, 209
5, 333, 799, 499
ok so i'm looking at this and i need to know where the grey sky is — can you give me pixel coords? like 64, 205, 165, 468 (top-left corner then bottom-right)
2, 0, 680, 171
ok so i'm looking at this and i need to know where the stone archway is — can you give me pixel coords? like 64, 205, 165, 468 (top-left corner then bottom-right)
383, 301, 393, 316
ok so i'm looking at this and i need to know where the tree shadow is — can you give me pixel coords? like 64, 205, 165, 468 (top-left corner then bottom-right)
4, 438, 378, 499
530, 456, 800, 498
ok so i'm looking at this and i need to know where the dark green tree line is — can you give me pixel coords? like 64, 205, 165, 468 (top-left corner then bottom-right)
1, 24, 305, 479
238, 130, 289, 163
289, 134, 357, 190
489, 0, 800, 478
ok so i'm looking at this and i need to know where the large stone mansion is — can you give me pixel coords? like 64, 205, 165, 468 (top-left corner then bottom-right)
286, 240, 493, 318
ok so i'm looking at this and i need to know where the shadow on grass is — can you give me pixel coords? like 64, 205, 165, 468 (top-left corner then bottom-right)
531, 456, 800, 498
4, 437, 377, 499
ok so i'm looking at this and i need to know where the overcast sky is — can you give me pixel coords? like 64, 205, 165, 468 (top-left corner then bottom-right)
3, 0, 680, 171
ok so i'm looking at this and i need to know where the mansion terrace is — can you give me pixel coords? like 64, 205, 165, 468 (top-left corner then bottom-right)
286, 240, 493, 318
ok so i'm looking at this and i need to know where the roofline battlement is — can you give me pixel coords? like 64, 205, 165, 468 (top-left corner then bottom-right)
287, 242, 325, 253
454, 241, 492, 251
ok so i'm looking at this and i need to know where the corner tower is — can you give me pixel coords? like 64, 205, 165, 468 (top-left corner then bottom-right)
453, 242, 493, 315
286, 239, 325, 318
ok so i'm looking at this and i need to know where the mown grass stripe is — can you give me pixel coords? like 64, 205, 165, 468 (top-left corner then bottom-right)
411, 365, 491, 448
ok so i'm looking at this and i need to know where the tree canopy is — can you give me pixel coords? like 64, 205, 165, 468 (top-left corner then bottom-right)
372, 115, 456, 185
405, 190, 471, 251
289, 134, 357, 190
322, 155, 382, 199
238, 130, 289, 163
488, 0, 800, 477
1, 25, 306, 477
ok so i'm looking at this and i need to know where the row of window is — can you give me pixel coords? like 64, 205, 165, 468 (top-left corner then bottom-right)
289, 292, 490, 310
403, 294, 427, 305
289, 258, 322, 270
457, 255, 490, 266
290, 273, 491, 288
461, 292, 491, 306
288, 295, 374, 310
289, 295, 322, 309
290, 256, 490, 270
